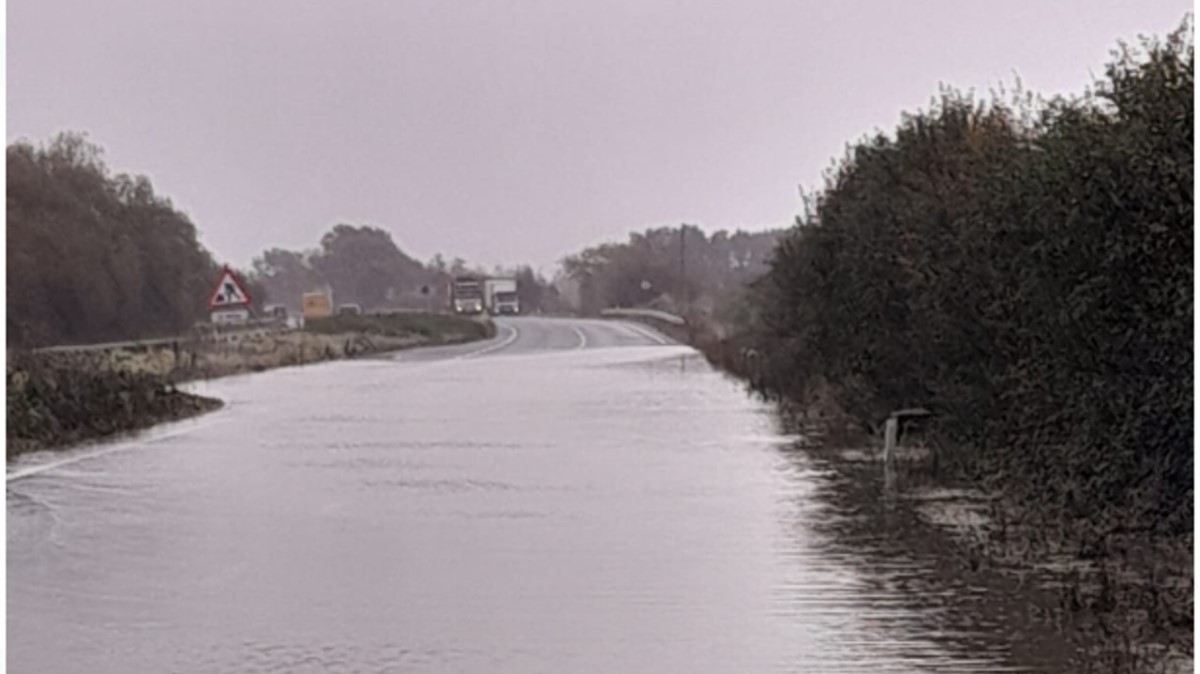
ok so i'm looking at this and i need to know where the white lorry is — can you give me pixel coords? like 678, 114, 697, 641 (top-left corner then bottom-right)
484, 278, 519, 315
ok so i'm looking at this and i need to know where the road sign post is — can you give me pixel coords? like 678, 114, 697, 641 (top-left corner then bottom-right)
208, 267, 253, 326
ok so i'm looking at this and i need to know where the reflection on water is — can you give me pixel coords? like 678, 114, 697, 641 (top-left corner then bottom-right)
10, 333, 1076, 673
771, 442, 1077, 672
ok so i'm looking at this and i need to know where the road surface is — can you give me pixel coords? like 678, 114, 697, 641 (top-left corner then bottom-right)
8, 317, 1068, 673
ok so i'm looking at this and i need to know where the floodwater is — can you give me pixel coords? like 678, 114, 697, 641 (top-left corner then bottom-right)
8, 317, 1073, 673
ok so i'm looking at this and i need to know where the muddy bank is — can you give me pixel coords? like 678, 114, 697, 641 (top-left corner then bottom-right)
7, 352, 222, 458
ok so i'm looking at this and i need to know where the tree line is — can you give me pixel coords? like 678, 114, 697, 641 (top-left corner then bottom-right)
7, 133, 566, 348
733, 25, 1192, 535
557, 225, 784, 327
251, 226, 432, 313
251, 230, 566, 315
8, 130, 778, 349
7, 134, 237, 347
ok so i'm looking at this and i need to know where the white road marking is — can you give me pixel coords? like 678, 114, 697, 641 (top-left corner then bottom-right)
572, 325, 589, 350
7, 416, 229, 483
618, 321, 670, 346
456, 323, 520, 360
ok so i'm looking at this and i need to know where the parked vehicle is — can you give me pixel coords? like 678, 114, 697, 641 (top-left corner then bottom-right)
263, 304, 288, 321
337, 303, 362, 316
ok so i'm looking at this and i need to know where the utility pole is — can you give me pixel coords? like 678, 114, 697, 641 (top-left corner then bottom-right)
680, 224, 693, 343
679, 225, 687, 310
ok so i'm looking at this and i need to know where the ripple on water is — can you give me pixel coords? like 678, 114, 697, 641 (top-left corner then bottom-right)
184, 641, 475, 674
361, 477, 529, 493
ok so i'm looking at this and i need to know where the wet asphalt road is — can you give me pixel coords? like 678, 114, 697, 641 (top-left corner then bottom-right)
8, 317, 1068, 673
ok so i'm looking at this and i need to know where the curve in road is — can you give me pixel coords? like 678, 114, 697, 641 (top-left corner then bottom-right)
389, 316, 675, 364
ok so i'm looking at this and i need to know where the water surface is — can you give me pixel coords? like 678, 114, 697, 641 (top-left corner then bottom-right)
8, 318, 1070, 672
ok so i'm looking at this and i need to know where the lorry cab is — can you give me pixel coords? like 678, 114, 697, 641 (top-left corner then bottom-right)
492, 291, 519, 315
452, 276, 485, 314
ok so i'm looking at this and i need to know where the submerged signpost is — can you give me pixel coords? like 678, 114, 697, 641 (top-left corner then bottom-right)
882, 407, 933, 465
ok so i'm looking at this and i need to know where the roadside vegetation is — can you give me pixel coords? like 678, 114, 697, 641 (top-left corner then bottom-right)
735, 26, 1191, 537
7, 350, 221, 457
252, 228, 569, 316
6, 134, 260, 348
559, 225, 783, 326
303, 312, 495, 343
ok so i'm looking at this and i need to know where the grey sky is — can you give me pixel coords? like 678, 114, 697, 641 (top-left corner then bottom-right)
8, 0, 1191, 273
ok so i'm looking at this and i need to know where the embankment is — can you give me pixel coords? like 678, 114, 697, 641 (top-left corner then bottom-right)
8, 312, 492, 456
114, 313, 493, 380
7, 351, 222, 458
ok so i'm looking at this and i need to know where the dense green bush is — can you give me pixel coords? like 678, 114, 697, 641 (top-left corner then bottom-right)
745, 25, 1192, 534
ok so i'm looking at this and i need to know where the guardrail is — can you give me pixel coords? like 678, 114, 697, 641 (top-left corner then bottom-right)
599, 308, 686, 325
33, 336, 184, 354
31, 319, 293, 354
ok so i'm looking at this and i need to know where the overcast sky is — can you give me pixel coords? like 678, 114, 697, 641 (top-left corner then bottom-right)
8, 0, 1191, 273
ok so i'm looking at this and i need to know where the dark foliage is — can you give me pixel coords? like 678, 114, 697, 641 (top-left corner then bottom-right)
252, 225, 436, 313
560, 225, 784, 320
7, 351, 221, 456
7, 133, 243, 347
254, 232, 568, 315
744, 26, 1193, 535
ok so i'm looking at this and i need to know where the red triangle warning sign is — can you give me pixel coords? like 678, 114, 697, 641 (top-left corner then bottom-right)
208, 267, 252, 309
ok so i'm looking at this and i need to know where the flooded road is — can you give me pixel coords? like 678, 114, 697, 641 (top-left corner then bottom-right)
9, 317, 1068, 673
